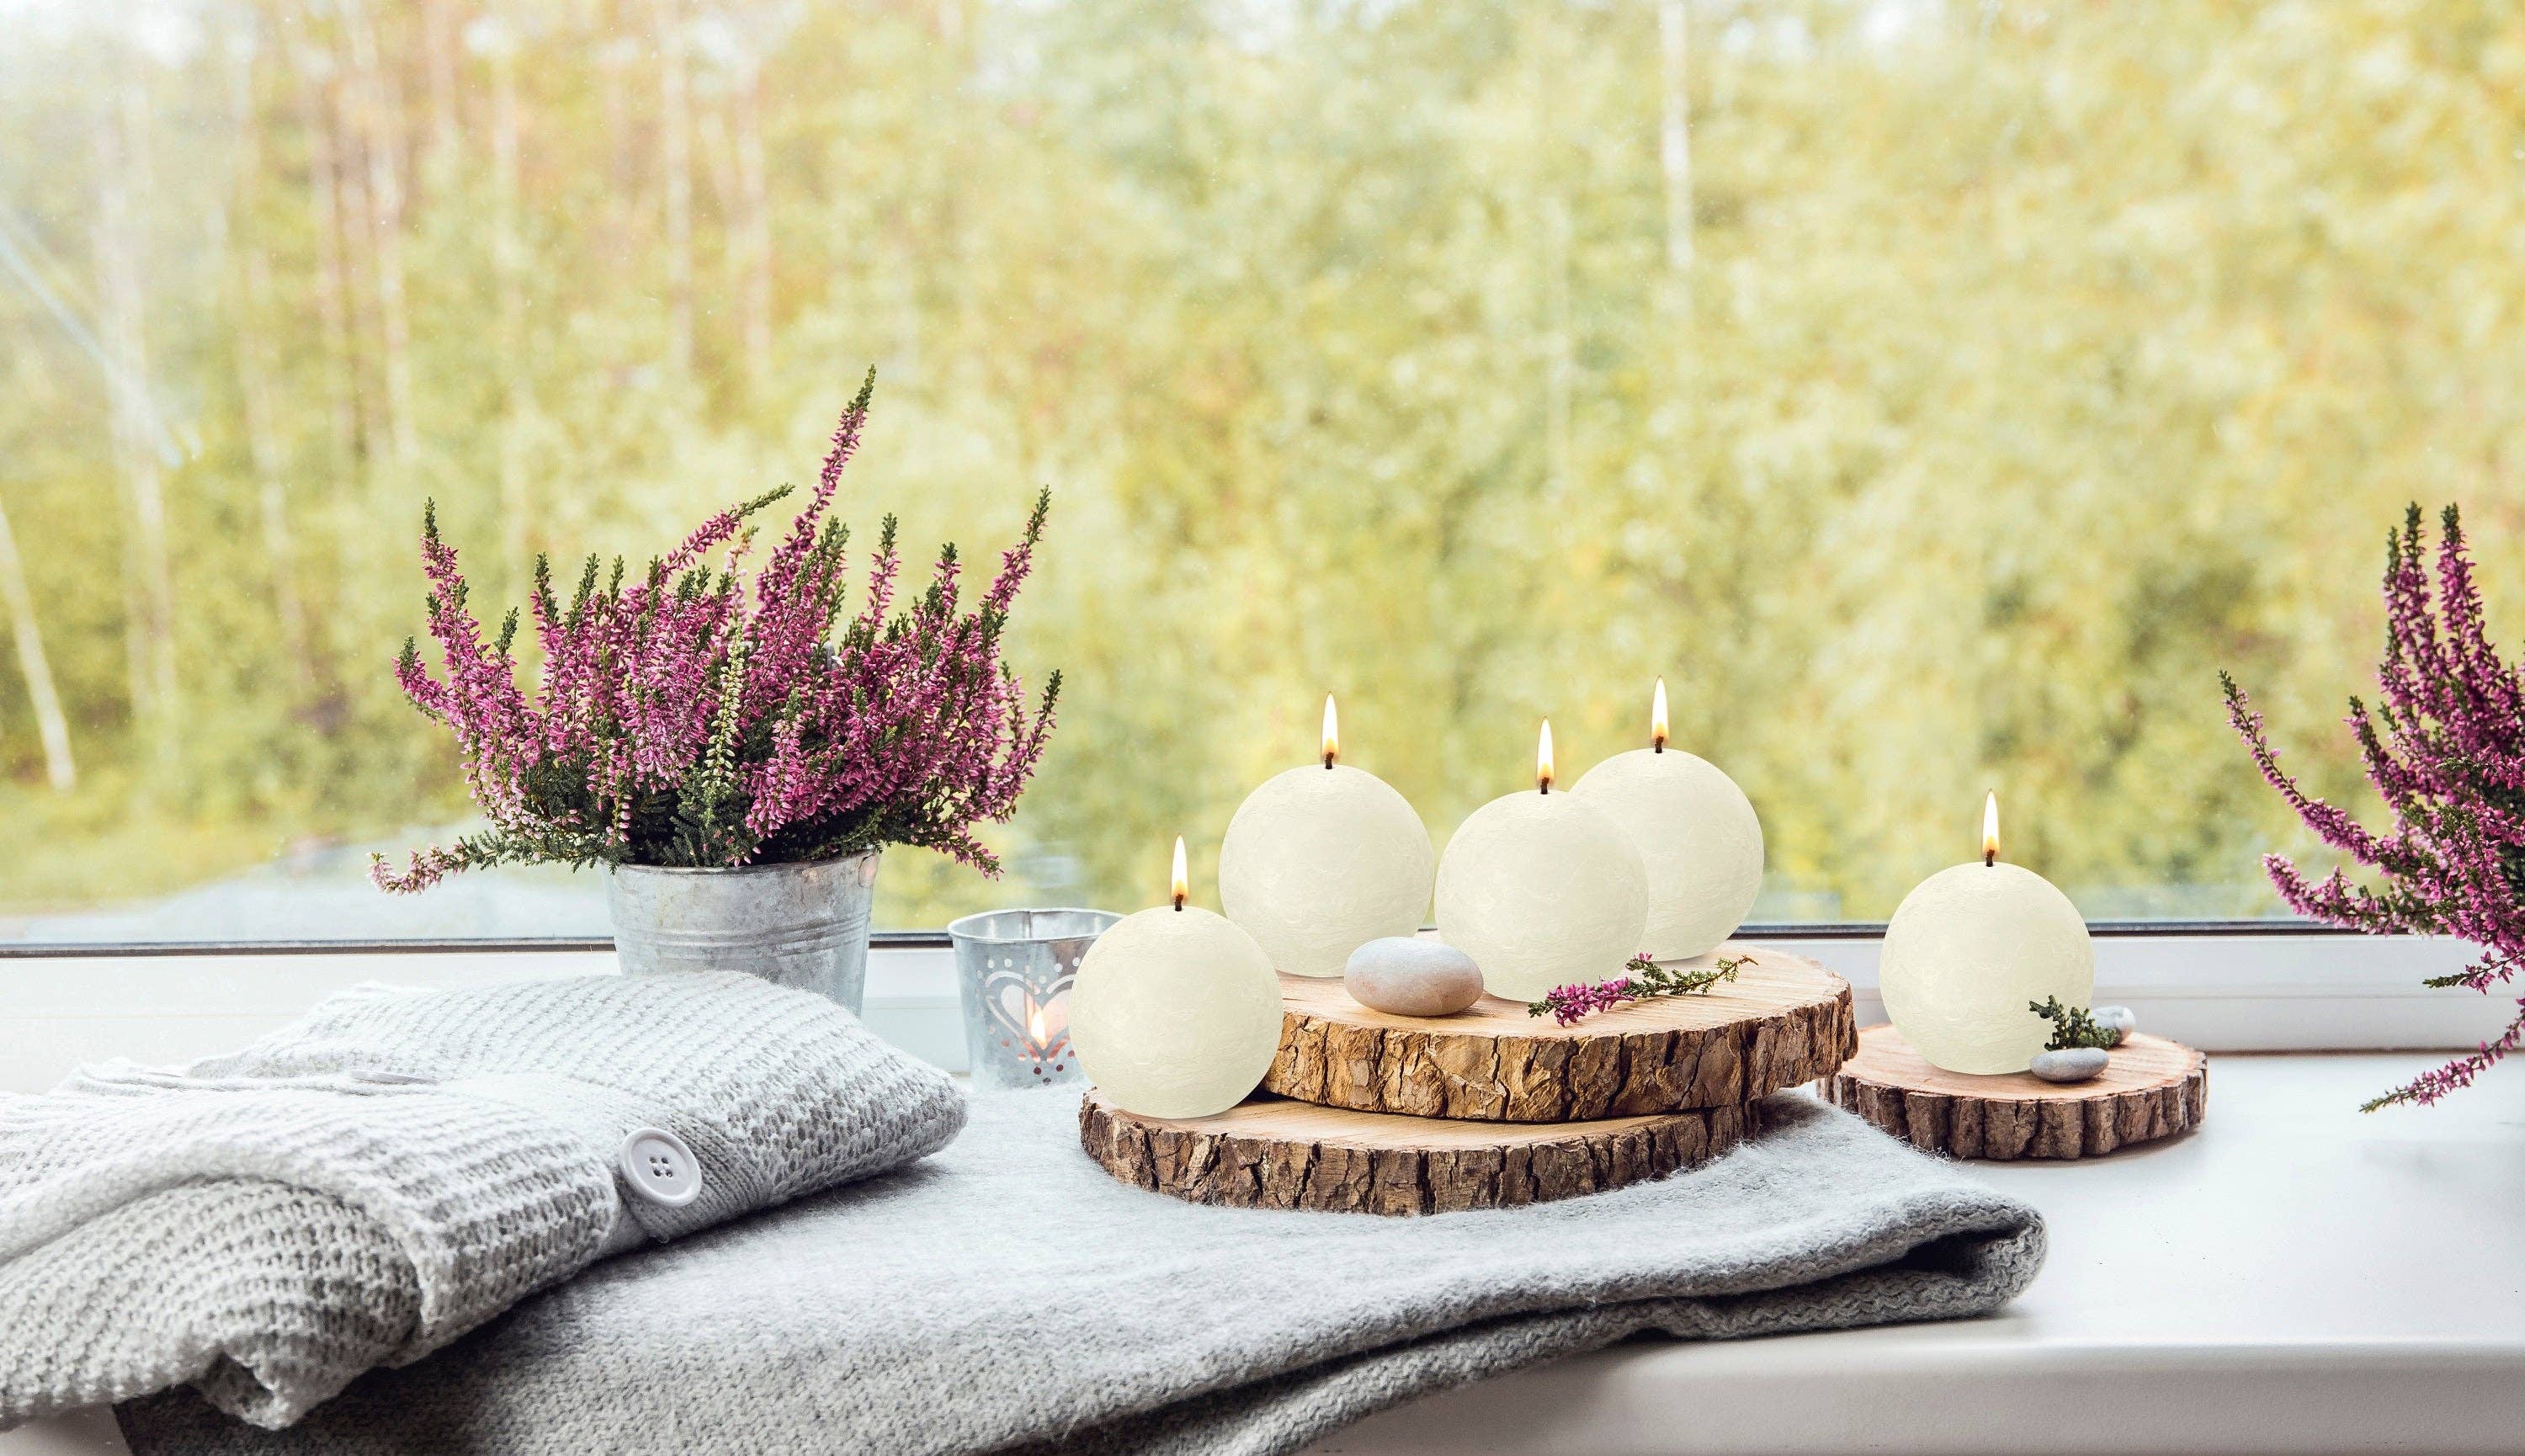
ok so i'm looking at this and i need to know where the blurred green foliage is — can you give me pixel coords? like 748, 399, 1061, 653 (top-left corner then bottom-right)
3, 0, 2522, 932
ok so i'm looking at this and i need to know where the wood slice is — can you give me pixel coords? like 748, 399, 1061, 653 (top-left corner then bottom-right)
1824, 1024, 2207, 1161
1079, 1089, 1760, 1216
1262, 943, 1855, 1122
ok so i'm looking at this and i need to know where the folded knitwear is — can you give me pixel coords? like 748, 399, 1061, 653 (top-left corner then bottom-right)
120, 1089, 2045, 1456
0, 973, 966, 1430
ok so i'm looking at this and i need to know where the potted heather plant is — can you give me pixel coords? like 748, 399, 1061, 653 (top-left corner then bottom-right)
2223, 504, 2525, 1110
373, 375, 1060, 1012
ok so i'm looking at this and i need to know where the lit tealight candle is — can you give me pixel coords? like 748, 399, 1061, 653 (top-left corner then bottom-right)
1070, 837, 1285, 1119
1571, 678, 1764, 959
1434, 720, 1651, 1002
1879, 794, 2095, 1075
1220, 695, 1436, 977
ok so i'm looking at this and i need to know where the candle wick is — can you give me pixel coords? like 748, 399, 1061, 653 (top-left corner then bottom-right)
1984, 849, 1997, 868
1653, 741, 1665, 754
1323, 752, 1335, 769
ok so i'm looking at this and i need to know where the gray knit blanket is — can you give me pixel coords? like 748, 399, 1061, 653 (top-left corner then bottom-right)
0, 973, 965, 1432
120, 1088, 2043, 1456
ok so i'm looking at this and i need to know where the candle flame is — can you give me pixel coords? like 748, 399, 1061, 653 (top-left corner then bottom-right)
1029, 1002, 1048, 1044
1651, 678, 1669, 752
1322, 694, 1339, 768
1982, 791, 2001, 866
1537, 719, 1555, 794
1170, 836, 1189, 910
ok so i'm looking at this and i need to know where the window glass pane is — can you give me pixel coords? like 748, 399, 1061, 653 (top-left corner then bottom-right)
2, 0, 2517, 941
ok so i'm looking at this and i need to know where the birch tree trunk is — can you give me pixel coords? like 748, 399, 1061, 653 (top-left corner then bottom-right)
1658, 0, 1694, 274
90, 64, 178, 740
1544, 190, 1573, 501
327, 44, 389, 472
656, 0, 695, 374
423, 0, 462, 179
699, 105, 737, 274
1524, 13, 1572, 502
489, 22, 534, 587
732, 61, 774, 384
343, 0, 416, 461
601, 40, 635, 292
698, 104, 740, 310
228, 41, 313, 688
0, 494, 76, 792
290, 35, 362, 469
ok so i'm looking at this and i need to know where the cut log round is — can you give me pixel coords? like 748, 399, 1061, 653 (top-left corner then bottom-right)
1263, 943, 1854, 1122
1824, 1024, 2206, 1161
1079, 1090, 1760, 1216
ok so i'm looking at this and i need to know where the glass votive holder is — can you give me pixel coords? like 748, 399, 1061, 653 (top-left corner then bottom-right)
945, 907, 1121, 1091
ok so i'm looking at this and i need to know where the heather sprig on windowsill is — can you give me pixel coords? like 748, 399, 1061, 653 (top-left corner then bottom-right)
2224, 503, 2525, 1111
1528, 953, 1756, 1027
2029, 997, 2118, 1052
372, 371, 1061, 892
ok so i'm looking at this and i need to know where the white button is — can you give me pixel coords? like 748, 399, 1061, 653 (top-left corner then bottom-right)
616, 1127, 702, 1209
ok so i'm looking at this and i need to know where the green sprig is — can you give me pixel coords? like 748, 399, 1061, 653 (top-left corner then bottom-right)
2029, 996, 2118, 1051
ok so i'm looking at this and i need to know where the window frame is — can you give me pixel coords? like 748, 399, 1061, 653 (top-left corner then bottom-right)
0, 918, 2379, 958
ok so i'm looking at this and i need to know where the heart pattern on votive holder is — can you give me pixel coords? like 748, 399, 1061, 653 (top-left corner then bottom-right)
982, 964, 1074, 1055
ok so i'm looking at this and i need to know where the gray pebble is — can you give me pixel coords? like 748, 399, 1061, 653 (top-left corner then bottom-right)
2092, 1006, 2135, 1047
2029, 1047, 2110, 1083
1344, 938, 1485, 1018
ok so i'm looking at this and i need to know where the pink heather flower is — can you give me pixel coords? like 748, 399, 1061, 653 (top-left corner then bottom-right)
369, 845, 469, 895
380, 372, 1061, 890
1530, 953, 1753, 1026
2225, 503, 2525, 1111
1539, 977, 1635, 1027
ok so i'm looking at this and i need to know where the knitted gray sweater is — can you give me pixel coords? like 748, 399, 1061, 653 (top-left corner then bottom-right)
0, 973, 965, 1431
121, 1089, 2043, 1456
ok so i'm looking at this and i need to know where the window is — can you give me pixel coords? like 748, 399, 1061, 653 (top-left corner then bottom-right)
2, 0, 2515, 943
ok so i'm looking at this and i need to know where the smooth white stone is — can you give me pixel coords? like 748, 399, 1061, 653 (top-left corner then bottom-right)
1435, 789, 1651, 1002
2094, 1005, 2136, 1047
1879, 861, 2095, 1075
1220, 763, 1435, 978
1343, 937, 1485, 1017
1571, 747, 1764, 960
2029, 1047, 2111, 1083
1069, 906, 1283, 1119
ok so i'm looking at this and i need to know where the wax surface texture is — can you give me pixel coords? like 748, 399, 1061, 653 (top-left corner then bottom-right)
1219, 764, 1436, 978
1879, 861, 2095, 1075
1434, 790, 1650, 1002
1571, 747, 1763, 959
1068, 906, 1284, 1119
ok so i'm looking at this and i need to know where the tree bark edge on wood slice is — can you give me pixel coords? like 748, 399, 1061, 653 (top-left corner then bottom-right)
1824, 1024, 2207, 1161
1079, 1090, 1762, 1216
1262, 943, 1855, 1122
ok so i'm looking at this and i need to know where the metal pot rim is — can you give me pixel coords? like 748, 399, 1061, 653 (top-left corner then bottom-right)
945, 906, 1124, 944
607, 848, 880, 878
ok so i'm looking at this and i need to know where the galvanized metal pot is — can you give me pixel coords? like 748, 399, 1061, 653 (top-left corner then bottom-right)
605, 851, 882, 1013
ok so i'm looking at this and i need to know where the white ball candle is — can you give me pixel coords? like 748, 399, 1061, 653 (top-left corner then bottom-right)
1435, 720, 1651, 1002
1571, 678, 1763, 959
1220, 696, 1436, 978
1879, 794, 2095, 1075
1071, 837, 1285, 1119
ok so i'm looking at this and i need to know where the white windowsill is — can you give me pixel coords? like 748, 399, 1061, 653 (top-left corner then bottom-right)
8, 1052, 2518, 1456
1310, 1052, 2525, 1456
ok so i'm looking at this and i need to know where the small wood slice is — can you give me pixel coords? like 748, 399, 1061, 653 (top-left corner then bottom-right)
1825, 1025, 2207, 1161
1079, 1089, 1759, 1216
1263, 943, 1855, 1122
